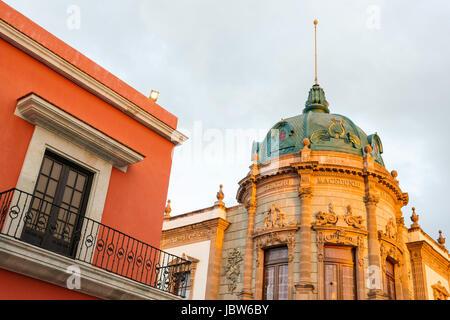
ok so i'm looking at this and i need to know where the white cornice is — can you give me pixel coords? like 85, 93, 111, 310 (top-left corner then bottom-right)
0, 19, 188, 145
0, 235, 181, 300
16, 93, 144, 170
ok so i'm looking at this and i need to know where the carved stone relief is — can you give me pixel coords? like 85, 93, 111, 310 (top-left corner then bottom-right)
314, 203, 364, 230
252, 204, 298, 300
431, 281, 450, 300
380, 218, 397, 240
314, 203, 338, 226
344, 205, 364, 229
224, 248, 243, 295
259, 204, 297, 231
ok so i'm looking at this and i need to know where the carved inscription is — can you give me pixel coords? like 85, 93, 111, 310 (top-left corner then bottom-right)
164, 228, 213, 246
263, 179, 293, 192
316, 177, 361, 188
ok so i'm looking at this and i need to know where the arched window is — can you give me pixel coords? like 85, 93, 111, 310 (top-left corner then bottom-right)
324, 245, 356, 300
263, 246, 288, 300
385, 259, 396, 300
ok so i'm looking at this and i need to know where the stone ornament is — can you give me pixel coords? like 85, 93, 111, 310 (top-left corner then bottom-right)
314, 203, 338, 226
381, 218, 397, 240
214, 184, 226, 209
224, 248, 243, 295
344, 205, 364, 229
255, 204, 297, 234
431, 281, 450, 300
263, 204, 296, 229
164, 200, 171, 218
437, 230, 446, 249
410, 207, 420, 229
379, 242, 402, 267
314, 203, 364, 229
217, 184, 224, 202
253, 205, 298, 249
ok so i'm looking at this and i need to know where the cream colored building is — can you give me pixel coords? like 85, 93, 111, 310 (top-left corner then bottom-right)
161, 83, 450, 300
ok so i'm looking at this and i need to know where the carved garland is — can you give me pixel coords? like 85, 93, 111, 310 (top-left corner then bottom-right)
224, 248, 243, 295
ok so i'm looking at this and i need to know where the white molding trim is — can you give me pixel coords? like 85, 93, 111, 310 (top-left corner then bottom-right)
0, 235, 181, 300
0, 19, 188, 146
15, 93, 144, 170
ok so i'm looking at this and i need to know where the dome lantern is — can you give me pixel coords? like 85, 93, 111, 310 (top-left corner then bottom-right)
303, 84, 330, 114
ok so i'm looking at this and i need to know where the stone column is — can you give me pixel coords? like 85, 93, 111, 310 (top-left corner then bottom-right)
363, 145, 384, 300
295, 139, 315, 299
296, 186, 314, 299
396, 216, 411, 300
206, 218, 230, 300
240, 156, 259, 300
364, 191, 383, 299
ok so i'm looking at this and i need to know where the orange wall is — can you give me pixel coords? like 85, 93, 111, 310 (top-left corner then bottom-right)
0, 268, 98, 300
0, 36, 173, 248
0, 0, 177, 129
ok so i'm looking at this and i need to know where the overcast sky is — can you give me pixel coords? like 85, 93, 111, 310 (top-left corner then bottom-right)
5, 0, 449, 240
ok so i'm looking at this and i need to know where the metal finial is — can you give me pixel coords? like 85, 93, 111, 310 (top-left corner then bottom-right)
314, 19, 318, 85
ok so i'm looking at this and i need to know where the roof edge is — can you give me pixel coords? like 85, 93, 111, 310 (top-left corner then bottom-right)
0, 1, 187, 145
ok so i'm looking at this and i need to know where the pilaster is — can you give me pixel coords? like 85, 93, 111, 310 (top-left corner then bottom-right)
240, 154, 259, 300
294, 138, 315, 299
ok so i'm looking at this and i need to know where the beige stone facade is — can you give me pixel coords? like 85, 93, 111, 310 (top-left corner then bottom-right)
162, 143, 450, 300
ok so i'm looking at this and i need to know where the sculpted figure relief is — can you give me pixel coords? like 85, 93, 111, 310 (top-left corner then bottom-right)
263, 204, 296, 230
385, 218, 397, 240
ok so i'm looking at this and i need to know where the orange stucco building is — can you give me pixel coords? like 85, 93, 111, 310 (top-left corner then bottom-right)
0, 1, 190, 299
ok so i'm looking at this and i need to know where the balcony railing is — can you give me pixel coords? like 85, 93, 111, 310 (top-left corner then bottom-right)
0, 188, 191, 298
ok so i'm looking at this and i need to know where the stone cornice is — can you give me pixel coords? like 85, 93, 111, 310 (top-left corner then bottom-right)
15, 93, 145, 170
408, 228, 450, 258
161, 218, 229, 249
0, 19, 187, 145
312, 225, 368, 237
407, 241, 450, 277
252, 225, 299, 239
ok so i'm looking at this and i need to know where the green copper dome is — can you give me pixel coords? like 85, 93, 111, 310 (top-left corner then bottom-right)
252, 84, 385, 166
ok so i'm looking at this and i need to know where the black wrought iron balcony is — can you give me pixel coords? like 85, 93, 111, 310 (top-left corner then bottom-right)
0, 188, 191, 298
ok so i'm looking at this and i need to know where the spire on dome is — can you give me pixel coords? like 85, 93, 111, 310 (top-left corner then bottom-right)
303, 84, 329, 113
303, 20, 330, 114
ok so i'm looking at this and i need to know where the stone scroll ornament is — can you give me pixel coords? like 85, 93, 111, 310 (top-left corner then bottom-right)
314, 203, 339, 226
344, 205, 364, 229
314, 203, 364, 229
224, 248, 243, 295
